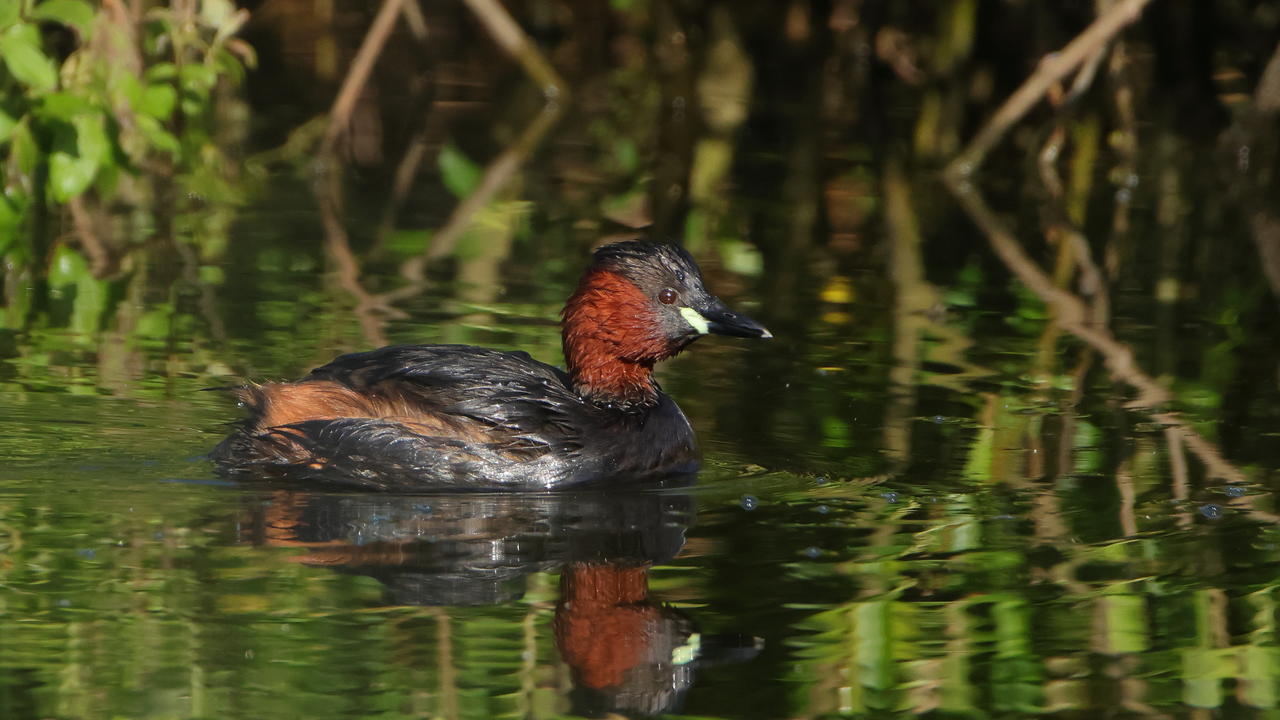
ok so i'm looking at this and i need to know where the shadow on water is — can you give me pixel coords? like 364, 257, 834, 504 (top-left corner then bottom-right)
236, 483, 759, 717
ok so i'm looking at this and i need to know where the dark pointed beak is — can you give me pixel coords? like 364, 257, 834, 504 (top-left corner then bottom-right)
690, 299, 772, 339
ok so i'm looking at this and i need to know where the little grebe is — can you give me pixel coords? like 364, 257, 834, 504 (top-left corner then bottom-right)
213, 241, 770, 490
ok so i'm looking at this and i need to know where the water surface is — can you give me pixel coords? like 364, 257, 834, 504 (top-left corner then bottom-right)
3, 3, 1280, 719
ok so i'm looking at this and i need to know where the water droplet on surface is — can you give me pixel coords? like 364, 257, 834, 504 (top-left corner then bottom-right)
740, 495, 758, 511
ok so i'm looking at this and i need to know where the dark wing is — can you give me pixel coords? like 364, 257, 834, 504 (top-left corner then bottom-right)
307, 344, 589, 452
214, 346, 597, 489
241, 418, 575, 490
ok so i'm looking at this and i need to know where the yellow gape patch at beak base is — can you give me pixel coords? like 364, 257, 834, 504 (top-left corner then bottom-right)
679, 306, 710, 334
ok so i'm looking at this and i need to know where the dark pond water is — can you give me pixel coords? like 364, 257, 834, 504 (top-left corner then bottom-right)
4, 3, 1280, 719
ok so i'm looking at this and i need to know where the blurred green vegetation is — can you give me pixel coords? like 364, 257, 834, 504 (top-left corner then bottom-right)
0, 0, 253, 237
1, 0, 1279, 718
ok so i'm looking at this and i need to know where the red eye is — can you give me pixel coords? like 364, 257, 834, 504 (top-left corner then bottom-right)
658, 288, 678, 305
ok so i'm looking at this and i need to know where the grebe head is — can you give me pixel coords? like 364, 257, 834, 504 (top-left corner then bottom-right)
562, 241, 770, 405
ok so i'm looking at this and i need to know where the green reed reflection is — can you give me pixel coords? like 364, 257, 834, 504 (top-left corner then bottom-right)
2, 1, 1280, 718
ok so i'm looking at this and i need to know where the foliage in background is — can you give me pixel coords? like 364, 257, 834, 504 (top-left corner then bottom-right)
0, 0, 253, 261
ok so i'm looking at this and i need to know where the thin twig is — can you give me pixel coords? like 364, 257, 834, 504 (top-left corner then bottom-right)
316, 171, 398, 347
67, 196, 113, 277
400, 0, 428, 41
945, 0, 1154, 179
322, 0, 407, 154
462, 0, 566, 99
1116, 459, 1137, 536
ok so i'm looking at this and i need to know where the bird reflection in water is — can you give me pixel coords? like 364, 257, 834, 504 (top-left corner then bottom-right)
236, 481, 760, 717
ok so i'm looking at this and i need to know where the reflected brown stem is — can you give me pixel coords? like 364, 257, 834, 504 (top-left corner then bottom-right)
316, 171, 396, 347
431, 607, 459, 720
463, 0, 566, 98
322, 0, 406, 154
945, 182, 1246, 485
1065, 230, 1108, 324
1250, 213, 1280, 308
374, 107, 447, 248
1115, 459, 1137, 536
1107, 40, 1137, 242
389, 106, 562, 300
1165, 427, 1192, 529
945, 0, 1154, 177
1038, 126, 1066, 198
882, 158, 935, 463
1254, 37, 1280, 113
1055, 350, 1094, 482
400, 0, 428, 41
67, 196, 114, 278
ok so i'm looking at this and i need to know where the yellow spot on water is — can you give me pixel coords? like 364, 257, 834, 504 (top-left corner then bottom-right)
821, 276, 855, 304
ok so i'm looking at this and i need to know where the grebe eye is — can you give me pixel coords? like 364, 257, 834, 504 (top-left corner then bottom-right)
658, 288, 678, 305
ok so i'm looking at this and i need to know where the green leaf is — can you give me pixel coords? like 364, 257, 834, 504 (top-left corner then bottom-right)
135, 114, 179, 154
0, 2, 19, 29
144, 62, 177, 82
31, 0, 96, 37
438, 143, 482, 198
178, 63, 217, 93
48, 242, 89, 287
0, 107, 16, 142
39, 90, 94, 120
200, 0, 237, 29
11, 119, 39, 177
49, 113, 109, 201
0, 25, 59, 92
0, 193, 22, 248
138, 83, 176, 119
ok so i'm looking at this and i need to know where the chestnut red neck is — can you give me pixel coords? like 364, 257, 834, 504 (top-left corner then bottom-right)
561, 268, 672, 407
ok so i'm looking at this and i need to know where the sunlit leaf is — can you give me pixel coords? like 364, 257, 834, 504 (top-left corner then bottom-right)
145, 62, 177, 82
139, 83, 176, 119
39, 90, 94, 120
0, 107, 15, 142
179, 63, 217, 94
0, 24, 58, 92
10, 119, 39, 177
438, 143, 482, 198
0, 3, 19, 28
135, 114, 179, 154
719, 238, 763, 276
0, 193, 21, 247
48, 242, 88, 287
31, 0, 96, 37
199, 0, 235, 25
49, 113, 109, 201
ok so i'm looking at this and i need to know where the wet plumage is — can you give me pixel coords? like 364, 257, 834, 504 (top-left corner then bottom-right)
212, 242, 769, 490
